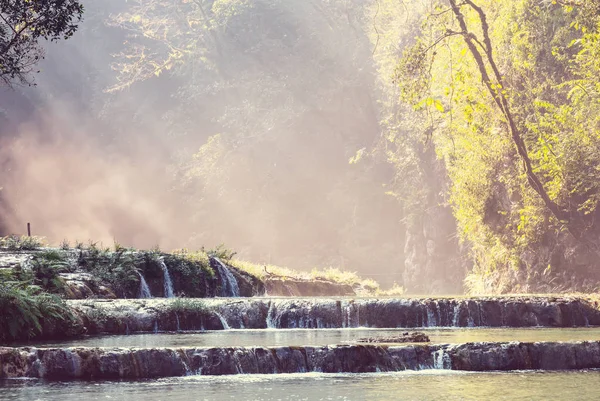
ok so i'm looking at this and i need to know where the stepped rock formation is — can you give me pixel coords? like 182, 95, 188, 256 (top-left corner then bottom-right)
67, 296, 599, 336
2, 341, 600, 379
264, 278, 354, 296
0, 250, 356, 299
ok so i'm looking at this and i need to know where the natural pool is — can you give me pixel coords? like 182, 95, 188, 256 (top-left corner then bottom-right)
2, 370, 600, 400
20, 326, 600, 349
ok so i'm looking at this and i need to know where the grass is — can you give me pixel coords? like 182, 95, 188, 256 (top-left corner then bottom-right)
2, 240, 389, 297
169, 249, 215, 278
376, 283, 405, 296
0, 235, 45, 251
168, 298, 209, 314
230, 259, 383, 293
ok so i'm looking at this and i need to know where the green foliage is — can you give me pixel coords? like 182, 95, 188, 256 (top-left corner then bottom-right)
0, 282, 79, 342
0, 0, 84, 86
168, 298, 208, 314
202, 244, 237, 261
29, 250, 72, 293
231, 258, 381, 293
0, 235, 44, 250
78, 248, 141, 298
387, 0, 600, 293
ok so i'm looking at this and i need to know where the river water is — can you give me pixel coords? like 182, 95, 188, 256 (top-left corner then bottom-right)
21, 326, 600, 348
2, 370, 600, 400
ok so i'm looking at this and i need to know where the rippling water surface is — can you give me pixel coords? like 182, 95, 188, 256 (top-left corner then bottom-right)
3, 371, 600, 400
19, 326, 600, 348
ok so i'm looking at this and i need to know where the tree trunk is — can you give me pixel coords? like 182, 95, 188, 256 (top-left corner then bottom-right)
448, 0, 576, 235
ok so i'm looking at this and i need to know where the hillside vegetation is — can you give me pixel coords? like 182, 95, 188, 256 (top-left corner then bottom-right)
1, 1, 599, 294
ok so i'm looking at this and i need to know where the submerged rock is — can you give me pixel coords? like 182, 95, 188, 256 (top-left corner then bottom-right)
356, 331, 430, 343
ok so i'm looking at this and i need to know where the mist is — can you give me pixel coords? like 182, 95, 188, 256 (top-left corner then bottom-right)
0, 0, 458, 291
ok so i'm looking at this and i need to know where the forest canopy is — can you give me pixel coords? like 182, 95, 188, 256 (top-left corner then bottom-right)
1, 0, 599, 294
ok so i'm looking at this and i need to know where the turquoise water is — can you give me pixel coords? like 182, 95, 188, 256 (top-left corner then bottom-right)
2, 370, 600, 400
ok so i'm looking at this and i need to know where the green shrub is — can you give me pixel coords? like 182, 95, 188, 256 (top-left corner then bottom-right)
0, 235, 45, 251
202, 244, 237, 261
169, 298, 208, 314
29, 250, 73, 293
79, 249, 140, 297
0, 282, 80, 342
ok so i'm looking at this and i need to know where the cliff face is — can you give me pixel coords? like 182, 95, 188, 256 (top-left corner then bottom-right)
402, 145, 467, 295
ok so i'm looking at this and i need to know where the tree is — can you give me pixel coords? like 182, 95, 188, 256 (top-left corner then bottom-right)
391, 0, 600, 292
0, 0, 84, 86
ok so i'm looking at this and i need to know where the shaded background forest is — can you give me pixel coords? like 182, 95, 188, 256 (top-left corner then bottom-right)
1, 0, 599, 294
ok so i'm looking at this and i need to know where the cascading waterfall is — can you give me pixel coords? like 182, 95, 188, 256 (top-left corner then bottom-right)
427, 305, 437, 327
138, 272, 152, 299
452, 303, 461, 327
214, 312, 231, 330
158, 258, 175, 298
266, 301, 276, 328
66, 297, 599, 334
433, 348, 451, 369
212, 257, 240, 297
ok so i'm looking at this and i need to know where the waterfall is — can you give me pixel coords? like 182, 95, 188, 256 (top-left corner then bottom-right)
212, 257, 240, 297
138, 272, 152, 299
467, 312, 475, 327
214, 312, 231, 330
452, 303, 461, 327
433, 348, 451, 369
426, 305, 436, 327
343, 302, 358, 328
158, 258, 175, 298
266, 301, 276, 328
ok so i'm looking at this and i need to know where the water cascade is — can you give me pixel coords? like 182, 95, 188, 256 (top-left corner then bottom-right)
68, 296, 599, 334
212, 257, 240, 297
158, 258, 175, 298
4, 341, 600, 380
138, 273, 152, 299
214, 312, 231, 330
433, 349, 452, 369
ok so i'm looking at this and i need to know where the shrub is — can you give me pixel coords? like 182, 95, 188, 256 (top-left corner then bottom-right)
202, 244, 237, 261
0, 235, 45, 251
78, 248, 141, 297
29, 250, 73, 293
0, 282, 81, 342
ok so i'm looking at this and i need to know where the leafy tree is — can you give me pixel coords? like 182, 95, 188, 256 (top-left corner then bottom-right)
391, 0, 600, 292
0, 0, 84, 86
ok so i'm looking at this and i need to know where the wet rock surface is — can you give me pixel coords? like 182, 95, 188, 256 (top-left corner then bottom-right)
265, 279, 354, 297
2, 341, 600, 379
2, 295, 597, 342
59, 295, 600, 338
356, 332, 430, 343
